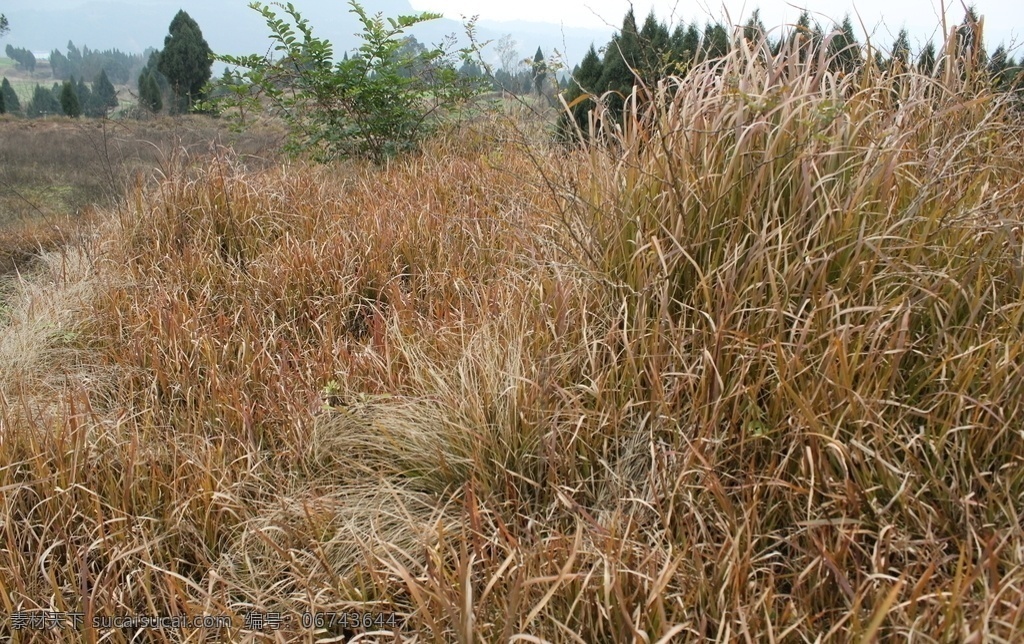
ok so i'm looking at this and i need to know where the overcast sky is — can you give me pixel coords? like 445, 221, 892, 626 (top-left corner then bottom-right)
409, 1, 1024, 52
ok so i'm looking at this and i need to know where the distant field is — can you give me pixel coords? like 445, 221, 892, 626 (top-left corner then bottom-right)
0, 115, 285, 216
0, 115, 286, 276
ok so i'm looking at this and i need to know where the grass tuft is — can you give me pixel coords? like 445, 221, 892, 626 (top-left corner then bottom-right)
2, 30, 1024, 641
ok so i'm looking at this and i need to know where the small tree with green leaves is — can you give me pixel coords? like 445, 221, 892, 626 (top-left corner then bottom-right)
212, 1, 482, 164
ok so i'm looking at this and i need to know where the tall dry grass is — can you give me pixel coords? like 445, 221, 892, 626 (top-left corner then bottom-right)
2, 30, 1024, 642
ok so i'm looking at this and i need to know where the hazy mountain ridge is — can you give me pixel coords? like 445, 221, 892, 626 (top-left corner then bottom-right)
1, 0, 613, 70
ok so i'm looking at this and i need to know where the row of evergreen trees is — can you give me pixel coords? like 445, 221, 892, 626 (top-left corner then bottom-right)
4, 44, 36, 72
49, 41, 152, 85
489, 48, 572, 96
561, 8, 1023, 137
387, 35, 563, 97
3, 41, 149, 86
0, 71, 118, 117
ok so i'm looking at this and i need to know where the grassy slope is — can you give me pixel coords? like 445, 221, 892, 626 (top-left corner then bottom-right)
2, 43, 1024, 641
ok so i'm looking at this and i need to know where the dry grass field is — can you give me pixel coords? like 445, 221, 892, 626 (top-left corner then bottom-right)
1, 36, 1024, 642
0, 115, 285, 275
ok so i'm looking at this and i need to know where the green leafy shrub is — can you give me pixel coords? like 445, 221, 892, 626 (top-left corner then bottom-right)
211, 1, 483, 164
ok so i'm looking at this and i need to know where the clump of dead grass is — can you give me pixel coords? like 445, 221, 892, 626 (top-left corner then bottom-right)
1, 27, 1024, 643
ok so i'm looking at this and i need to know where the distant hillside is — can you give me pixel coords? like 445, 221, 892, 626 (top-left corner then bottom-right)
0, 0, 613, 71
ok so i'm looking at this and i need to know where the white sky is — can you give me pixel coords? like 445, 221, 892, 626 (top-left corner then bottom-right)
408, 1, 1024, 52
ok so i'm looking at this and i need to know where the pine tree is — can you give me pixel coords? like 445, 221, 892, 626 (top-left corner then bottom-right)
74, 76, 95, 115
828, 15, 862, 74
92, 69, 118, 115
638, 11, 670, 83
139, 71, 162, 113
0, 90, 5, 115
458, 60, 483, 78
532, 47, 547, 96
918, 41, 937, 76
142, 51, 169, 94
669, 24, 701, 72
60, 81, 81, 117
156, 10, 213, 113
889, 29, 911, 71
0, 14, 8, 38
742, 9, 773, 60
558, 44, 604, 140
988, 45, 1015, 89
955, 7, 986, 70
50, 50, 70, 80
67, 41, 82, 69
701, 22, 730, 61
5, 45, 37, 72
789, 11, 823, 64
27, 84, 63, 117
599, 8, 641, 120
743, 9, 768, 45
1, 78, 21, 114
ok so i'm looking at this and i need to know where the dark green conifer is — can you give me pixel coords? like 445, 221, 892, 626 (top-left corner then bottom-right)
92, 69, 119, 115
558, 44, 605, 141
59, 80, 81, 117
532, 47, 547, 95
156, 10, 213, 112
638, 11, 670, 83
1, 78, 21, 114
139, 71, 163, 113
827, 15, 862, 74
27, 83, 63, 117
889, 29, 911, 71
599, 8, 641, 119
701, 22, 729, 61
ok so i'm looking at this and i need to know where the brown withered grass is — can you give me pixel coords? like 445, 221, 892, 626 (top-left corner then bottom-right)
0, 115, 285, 281
2, 30, 1024, 642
